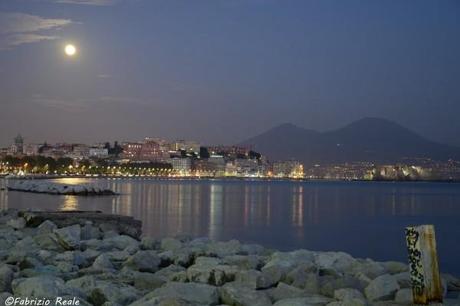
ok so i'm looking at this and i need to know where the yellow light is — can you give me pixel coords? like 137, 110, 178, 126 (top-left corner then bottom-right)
65, 44, 77, 56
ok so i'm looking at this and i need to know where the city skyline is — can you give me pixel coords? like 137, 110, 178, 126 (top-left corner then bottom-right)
1, 1, 460, 147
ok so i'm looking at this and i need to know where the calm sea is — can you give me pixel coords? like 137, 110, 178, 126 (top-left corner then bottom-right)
1, 178, 459, 275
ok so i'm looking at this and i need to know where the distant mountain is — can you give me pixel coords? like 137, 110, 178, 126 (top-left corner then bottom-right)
239, 117, 460, 166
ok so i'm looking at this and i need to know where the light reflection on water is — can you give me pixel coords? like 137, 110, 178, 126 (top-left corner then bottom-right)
1, 178, 460, 275
60, 196, 78, 211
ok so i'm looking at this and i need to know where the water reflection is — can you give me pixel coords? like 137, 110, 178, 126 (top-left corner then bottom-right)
1, 178, 460, 275
60, 196, 78, 211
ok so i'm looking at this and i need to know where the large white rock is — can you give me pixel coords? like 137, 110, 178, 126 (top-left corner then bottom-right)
149, 282, 219, 305
0, 265, 14, 292
394, 288, 413, 304
92, 254, 115, 271
220, 281, 272, 306
187, 256, 238, 286
123, 250, 161, 273
12, 276, 70, 298
364, 274, 400, 301
262, 250, 315, 283
37, 220, 58, 235
54, 225, 81, 250
161, 237, 183, 251
6, 217, 26, 230
314, 251, 357, 275
273, 296, 332, 306
235, 269, 277, 289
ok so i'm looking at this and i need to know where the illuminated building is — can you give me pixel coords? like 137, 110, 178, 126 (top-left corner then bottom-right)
272, 160, 304, 178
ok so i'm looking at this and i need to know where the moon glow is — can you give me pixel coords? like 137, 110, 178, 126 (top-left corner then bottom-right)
65, 44, 77, 56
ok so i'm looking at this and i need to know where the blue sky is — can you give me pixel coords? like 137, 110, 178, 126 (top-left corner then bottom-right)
0, 0, 459, 146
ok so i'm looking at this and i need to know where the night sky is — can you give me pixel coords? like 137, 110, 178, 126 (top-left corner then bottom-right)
1, 0, 459, 147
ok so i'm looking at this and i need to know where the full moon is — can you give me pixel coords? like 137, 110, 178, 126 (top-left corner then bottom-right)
65, 44, 77, 56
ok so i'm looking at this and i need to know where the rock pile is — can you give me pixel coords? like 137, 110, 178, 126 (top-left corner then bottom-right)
6, 180, 116, 196
0, 209, 459, 306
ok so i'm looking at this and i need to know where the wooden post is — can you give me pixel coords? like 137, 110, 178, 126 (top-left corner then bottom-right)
405, 225, 443, 305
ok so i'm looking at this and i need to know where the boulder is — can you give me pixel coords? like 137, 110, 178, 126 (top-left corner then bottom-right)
223, 255, 263, 270
187, 261, 238, 286
132, 272, 166, 291
149, 282, 219, 305
81, 222, 102, 240
87, 281, 140, 306
7, 217, 26, 230
394, 288, 413, 304
285, 262, 318, 289
364, 274, 400, 301
220, 281, 272, 306
0, 293, 13, 306
153, 264, 186, 282
319, 275, 364, 298
381, 261, 408, 274
54, 225, 81, 250
123, 250, 161, 273
12, 276, 70, 298
351, 259, 386, 279
104, 251, 130, 269
333, 288, 365, 303
92, 254, 115, 271
140, 237, 160, 250
314, 252, 356, 275
18, 265, 61, 279
0, 265, 14, 292
79, 249, 101, 266
262, 250, 315, 283
161, 238, 183, 251
273, 296, 332, 306
235, 269, 277, 289
326, 300, 366, 306
104, 235, 139, 251
206, 240, 241, 258
393, 272, 411, 289
267, 282, 311, 302
159, 248, 195, 267
19, 256, 43, 270
34, 233, 65, 252
128, 296, 199, 306
37, 220, 58, 235
55, 251, 81, 265
66, 275, 97, 297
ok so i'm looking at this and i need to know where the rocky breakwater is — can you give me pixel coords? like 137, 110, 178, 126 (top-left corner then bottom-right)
1, 210, 460, 306
6, 179, 116, 195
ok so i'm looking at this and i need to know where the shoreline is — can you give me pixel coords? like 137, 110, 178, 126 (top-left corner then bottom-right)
2, 174, 460, 184
1, 210, 459, 306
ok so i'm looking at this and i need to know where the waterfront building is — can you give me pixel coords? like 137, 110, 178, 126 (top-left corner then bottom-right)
71, 144, 90, 159
207, 145, 250, 158
89, 147, 109, 158
225, 162, 238, 176
23, 144, 41, 156
171, 140, 200, 154
169, 157, 192, 175
0, 147, 8, 158
122, 139, 169, 162
9, 134, 24, 156
234, 158, 263, 177
122, 142, 143, 160
139, 139, 169, 162
272, 160, 304, 178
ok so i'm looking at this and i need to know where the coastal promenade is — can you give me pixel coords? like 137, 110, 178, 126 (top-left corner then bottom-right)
1, 210, 459, 305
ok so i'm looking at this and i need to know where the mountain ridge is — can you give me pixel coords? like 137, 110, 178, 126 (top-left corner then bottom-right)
239, 117, 460, 166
